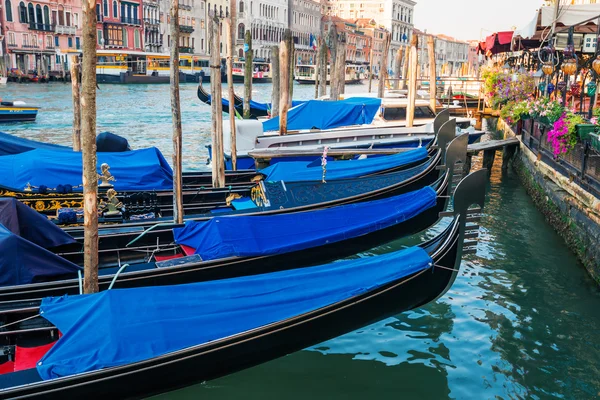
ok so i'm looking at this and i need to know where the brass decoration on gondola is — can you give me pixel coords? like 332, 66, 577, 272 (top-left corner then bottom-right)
98, 163, 116, 187
560, 58, 578, 75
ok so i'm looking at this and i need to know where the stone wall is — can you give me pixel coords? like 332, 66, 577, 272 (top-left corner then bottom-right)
496, 118, 600, 284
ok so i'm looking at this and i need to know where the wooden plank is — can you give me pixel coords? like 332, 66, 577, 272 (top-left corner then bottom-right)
467, 138, 519, 154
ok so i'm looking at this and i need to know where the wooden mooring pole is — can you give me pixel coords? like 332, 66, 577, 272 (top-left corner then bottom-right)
427, 35, 436, 112
393, 48, 402, 90
400, 44, 409, 90
170, 0, 183, 223
210, 14, 225, 187
378, 32, 390, 98
279, 29, 291, 134
314, 40, 320, 99
329, 23, 339, 100
81, 0, 99, 294
271, 46, 280, 117
243, 30, 253, 119
70, 55, 81, 151
227, 0, 237, 170
406, 35, 418, 128
368, 43, 374, 93
288, 34, 294, 107
318, 37, 327, 97
336, 39, 346, 97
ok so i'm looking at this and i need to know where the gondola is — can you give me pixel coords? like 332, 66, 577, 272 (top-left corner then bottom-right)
1, 125, 450, 224
0, 169, 486, 399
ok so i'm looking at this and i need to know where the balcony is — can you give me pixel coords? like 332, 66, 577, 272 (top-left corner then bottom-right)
28, 23, 53, 32
55, 25, 76, 35
180, 25, 194, 33
121, 17, 141, 25
144, 18, 160, 26
22, 44, 40, 48
179, 46, 194, 53
179, 3, 191, 10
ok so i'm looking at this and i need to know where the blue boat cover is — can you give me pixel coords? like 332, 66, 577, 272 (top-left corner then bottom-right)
262, 97, 382, 132
173, 186, 436, 260
0, 148, 173, 191
96, 132, 131, 152
260, 146, 428, 182
248, 99, 306, 112
36, 245, 432, 380
0, 198, 76, 249
0, 131, 69, 156
0, 224, 81, 287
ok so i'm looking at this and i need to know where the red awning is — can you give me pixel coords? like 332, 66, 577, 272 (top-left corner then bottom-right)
497, 31, 514, 45
485, 34, 497, 51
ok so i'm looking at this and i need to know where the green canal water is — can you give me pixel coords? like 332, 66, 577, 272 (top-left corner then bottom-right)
1, 83, 600, 399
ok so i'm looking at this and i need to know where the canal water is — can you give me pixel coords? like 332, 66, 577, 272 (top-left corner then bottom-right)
2, 83, 600, 399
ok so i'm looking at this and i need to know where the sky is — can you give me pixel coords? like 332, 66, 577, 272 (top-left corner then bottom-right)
414, 0, 543, 41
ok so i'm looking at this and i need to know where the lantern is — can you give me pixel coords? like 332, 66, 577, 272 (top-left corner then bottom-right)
538, 82, 547, 94
557, 81, 567, 95
542, 62, 554, 76
592, 56, 600, 75
587, 81, 597, 97
547, 82, 555, 95
560, 58, 577, 75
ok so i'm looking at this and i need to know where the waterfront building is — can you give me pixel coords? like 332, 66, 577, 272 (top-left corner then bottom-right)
290, 0, 320, 64
324, 0, 415, 70
235, 0, 287, 61
355, 17, 386, 74
95, 0, 144, 51
322, 15, 372, 66
143, 0, 160, 52
414, 29, 469, 78
0, 0, 81, 75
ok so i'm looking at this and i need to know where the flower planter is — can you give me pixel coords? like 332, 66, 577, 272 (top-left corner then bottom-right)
576, 124, 597, 140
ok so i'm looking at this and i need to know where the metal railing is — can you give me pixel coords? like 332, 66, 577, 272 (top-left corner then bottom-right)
28, 22, 53, 31
521, 119, 600, 199
179, 46, 194, 53
180, 25, 194, 33
120, 17, 141, 25
55, 25, 76, 35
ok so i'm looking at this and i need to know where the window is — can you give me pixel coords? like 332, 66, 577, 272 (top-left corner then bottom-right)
18, 1, 26, 23
96, 4, 100, 21
103, 0, 108, 16
122, 28, 128, 47
68, 37, 73, 47
54, 36, 59, 46
74, 12, 78, 27
201, 38, 204, 50
239, 0, 243, 13
97, 29, 103, 45
75, 37, 80, 49
8, 32, 16, 46
43, 5, 49, 25
65, 11, 70, 26
5, 0, 12, 22
46, 35, 52, 47
27, 3, 34, 25
134, 29, 140, 48
113, 1, 118, 18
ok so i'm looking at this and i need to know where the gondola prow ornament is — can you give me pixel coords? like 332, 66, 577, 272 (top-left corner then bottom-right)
98, 163, 116, 188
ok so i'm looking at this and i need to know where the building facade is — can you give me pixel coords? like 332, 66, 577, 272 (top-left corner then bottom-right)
0, 0, 82, 75
323, 15, 372, 66
290, 0, 320, 64
414, 29, 470, 78
96, 0, 144, 51
324, 0, 414, 69
143, 0, 160, 52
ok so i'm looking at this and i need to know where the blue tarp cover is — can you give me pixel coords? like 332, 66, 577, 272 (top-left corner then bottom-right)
248, 99, 305, 112
0, 198, 76, 249
0, 224, 81, 287
259, 147, 428, 182
0, 148, 173, 191
0, 131, 69, 156
174, 186, 436, 261
262, 97, 382, 132
36, 245, 432, 380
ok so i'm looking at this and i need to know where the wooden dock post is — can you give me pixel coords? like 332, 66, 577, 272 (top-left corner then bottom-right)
318, 37, 327, 97
210, 14, 225, 187
81, 0, 99, 293
336, 39, 346, 97
378, 32, 390, 98
329, 24, 339, 100
279, 29, 291, 134
482, 149, 496, 171
243, 30, 253, 119
271, 46, 280, 117
464, 154, 472, 174
368, 41, 374, 93
314, 39, 320, 99
169, 0, 183, 222
427, 35, 436, 112
406, 35, 418, 127
70, 55, 81, 151
227, 0, 237, 170
393, 48, 402, 90
400, 44, 409, 90
288, 34, 294, 107
502, 144, 517, 170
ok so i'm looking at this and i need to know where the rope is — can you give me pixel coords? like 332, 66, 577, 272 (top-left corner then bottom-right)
431, 263, 460, 273
0, 314, 42, 330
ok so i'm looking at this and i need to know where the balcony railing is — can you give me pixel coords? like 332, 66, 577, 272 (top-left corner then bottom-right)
121, 17, 141, 25
179, 3, 191, 10
179, 46, 194, 53
180, 25, 194, 33
22, 44, 40, 48
28, 23, 53, 32
144, 18, 160, 25
55, 25, 76, 35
